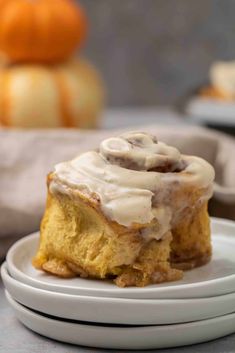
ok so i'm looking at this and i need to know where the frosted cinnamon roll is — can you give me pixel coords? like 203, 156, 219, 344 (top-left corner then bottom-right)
33, 132, 215, 287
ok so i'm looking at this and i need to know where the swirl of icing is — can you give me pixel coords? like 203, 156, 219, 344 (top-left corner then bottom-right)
52, 132, 215, 228
100, 132, 183, 172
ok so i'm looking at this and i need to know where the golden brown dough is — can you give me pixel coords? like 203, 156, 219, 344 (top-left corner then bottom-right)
33, 180, 182, 287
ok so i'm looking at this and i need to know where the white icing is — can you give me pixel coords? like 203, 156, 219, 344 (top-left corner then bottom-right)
52, 132, 215, 234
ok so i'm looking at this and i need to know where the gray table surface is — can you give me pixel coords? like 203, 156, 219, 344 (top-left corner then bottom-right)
1, 108, 235, 352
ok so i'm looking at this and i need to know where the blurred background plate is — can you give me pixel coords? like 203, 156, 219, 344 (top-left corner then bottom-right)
184, 96, 235, 135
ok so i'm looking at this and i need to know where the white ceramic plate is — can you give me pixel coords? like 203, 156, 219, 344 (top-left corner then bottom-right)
5, 290, 235, 350
2, 262, 235, 325
186, 97, 235, 126
6, 218, 235, 299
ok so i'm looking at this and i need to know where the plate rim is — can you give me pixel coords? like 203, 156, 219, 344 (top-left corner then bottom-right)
5, 288, 235, 329
3, 261, 235, 304
6, 217, 235, 298
3, 261, 235, 325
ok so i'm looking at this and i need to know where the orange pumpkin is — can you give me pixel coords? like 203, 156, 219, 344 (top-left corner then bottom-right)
0, 59, 105, 128
0, 0, 87, 63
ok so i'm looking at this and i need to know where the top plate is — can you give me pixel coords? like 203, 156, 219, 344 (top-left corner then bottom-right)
6, 217, 235, 299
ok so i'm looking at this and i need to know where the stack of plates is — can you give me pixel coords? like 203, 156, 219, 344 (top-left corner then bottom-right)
2, 217, 235, 350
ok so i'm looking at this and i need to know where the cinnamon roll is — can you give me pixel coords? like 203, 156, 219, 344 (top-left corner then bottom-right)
33, 132, 215, 287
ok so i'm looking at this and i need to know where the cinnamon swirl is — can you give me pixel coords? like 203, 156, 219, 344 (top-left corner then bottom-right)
33, 132, 215, 287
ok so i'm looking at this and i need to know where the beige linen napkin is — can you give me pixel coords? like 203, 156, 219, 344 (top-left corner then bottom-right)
0, 126, 234, 258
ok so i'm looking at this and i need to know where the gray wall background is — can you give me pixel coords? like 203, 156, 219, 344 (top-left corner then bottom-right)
77, 0, 235, 106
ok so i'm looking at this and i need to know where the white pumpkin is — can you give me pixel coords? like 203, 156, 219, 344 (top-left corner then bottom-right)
0, 58, 105, 128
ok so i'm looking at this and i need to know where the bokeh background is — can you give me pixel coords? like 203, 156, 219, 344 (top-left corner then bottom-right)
78, 0, 235, 106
